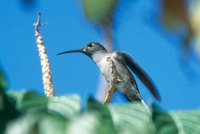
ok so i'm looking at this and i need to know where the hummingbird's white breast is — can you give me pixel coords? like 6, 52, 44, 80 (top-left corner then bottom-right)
96, 54, 113, 83
95, 52, 132, 93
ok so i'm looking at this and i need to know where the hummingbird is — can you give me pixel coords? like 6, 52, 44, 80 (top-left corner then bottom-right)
57, 42, 161, 103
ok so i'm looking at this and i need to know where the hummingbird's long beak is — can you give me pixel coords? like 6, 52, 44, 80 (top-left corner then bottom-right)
57, 49, 82, 55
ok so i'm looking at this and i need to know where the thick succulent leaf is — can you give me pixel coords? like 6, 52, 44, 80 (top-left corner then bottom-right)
48, 94, 81, 118
38, 113, 68, 134
0, 71, 19, 134
108, 102, 154, 134
66, 97, 116, 134
82, 0, 117, 24
5, 114, 40, 134
8, 91, 81, 119
5, 112, 68, 134
0, 95, 19, 134
8, 90, 48, 112
66, 112, 102, 134
152, 104, 200, 134
151, 103, 179, 134
5, 92, 79, 134
87, 97, 116, 134
170, 109, 200, 134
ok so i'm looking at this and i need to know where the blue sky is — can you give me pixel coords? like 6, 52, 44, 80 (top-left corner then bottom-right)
0, 0, 200, 110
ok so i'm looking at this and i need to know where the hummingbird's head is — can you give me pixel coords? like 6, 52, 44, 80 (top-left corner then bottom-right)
57, 42, 108, 57
81, 42, 107, 56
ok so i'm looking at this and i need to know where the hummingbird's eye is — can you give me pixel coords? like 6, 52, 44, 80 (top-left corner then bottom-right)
87, 43, 93, 48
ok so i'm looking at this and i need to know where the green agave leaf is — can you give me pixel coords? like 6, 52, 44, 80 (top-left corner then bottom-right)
108, 102, 154, 134
87, 97, 116, 134
170, 109, 200, 134
48, 94, 81, 119
82, 0, 117, 24
151, 103, 179, 134
5, 91, 80, 134
38, 113, 68, 134
0, 95, 19, 134
66, 97, 116, 134
0, 74, 19, 134
5, 113, 39, 134
66, 112, 102, 134
5, 112, 68, 134
8, 90, 48, 112
8, 91, 81, 119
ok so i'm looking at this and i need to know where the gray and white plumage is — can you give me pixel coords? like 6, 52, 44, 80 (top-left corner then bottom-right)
57, 42, 161, 102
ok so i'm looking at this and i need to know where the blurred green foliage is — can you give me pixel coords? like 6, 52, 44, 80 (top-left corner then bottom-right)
0, 69, 19, 134
1, 90, 200, 134
1, 69, 200, 134
82, 0, 117, 24
0, 68, 199, 134
0, 70, 8, 89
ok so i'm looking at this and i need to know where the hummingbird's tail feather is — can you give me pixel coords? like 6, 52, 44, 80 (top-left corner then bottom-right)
124, 89, 142, 102
125, 94, 149, 109
125, 95, 141, 102
140, 99, 149, 110
116, 52, 161, 101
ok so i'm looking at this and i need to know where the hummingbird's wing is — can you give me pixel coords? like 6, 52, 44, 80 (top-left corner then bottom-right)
115, 52, 161, 101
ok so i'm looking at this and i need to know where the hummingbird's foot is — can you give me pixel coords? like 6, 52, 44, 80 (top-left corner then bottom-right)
104, 86, 116, 104
103, 56, 118, 104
